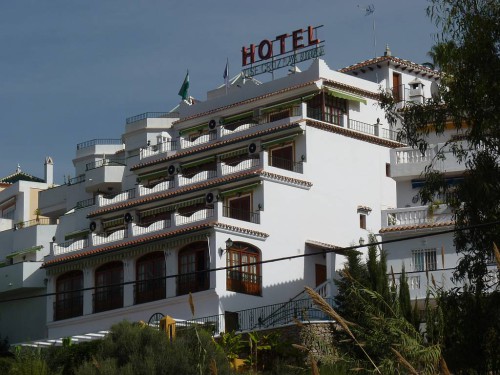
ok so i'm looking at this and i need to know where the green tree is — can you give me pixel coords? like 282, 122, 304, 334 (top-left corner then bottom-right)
380, 0, 500, 372
380, 0, 500, 292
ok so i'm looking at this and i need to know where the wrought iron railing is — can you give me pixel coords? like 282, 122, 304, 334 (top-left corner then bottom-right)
222, 206, 260, 224
176, 273, 210, 296
348, 119, 376, 135
86, 158, 126, 171
54, 294, 83, 321
268, 156, 303, 173
93, 288, 124, 313
134, 279, 166, 305
76, 139, 123, 150
67, 175, 85, 185
126, 112, 173, 124
75, 197, 96, 210
14, 217, 58, 230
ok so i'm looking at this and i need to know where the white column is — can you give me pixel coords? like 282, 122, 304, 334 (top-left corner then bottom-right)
123, 258, 135, 307
166, 249, 177, 298
83, 267, 94, 315
46, 275, 55, 323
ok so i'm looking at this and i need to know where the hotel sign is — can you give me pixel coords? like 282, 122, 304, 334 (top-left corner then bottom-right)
241, 25, 324, 77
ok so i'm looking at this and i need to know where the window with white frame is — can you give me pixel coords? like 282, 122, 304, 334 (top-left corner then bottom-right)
412, 248, 437, 272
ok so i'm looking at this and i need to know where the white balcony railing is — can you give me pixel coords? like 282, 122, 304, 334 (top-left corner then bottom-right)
382, 205, 452, 228
91, 229, 127, 246
395, 147, 436, 164
132, 219, 171, 236
138, 180, 175, 196
53, 238, 89, 255
98, 189, 136, 207
140, 141, 177, 160
178, 170, 217, 187
174, 208, 214, 226
221, 158, 260, 176
220, 122, 259, 137
179, 132, 216, 149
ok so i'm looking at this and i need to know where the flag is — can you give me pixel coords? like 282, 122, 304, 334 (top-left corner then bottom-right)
178, 70, 189, 101
223, 59, 229, 89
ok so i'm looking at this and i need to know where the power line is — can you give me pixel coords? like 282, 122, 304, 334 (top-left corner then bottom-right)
1, 219, 498, 304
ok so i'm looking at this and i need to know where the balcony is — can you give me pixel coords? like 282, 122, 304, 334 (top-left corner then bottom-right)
138, 180, 175, 197
390, 142, 469, 179
222, 206, 260, 224
381, 205, 453, 229
178, 170, 217, 187
140, 140, 177, 160
227, 270, 262, 296
97, 188, 136, 207
93, 288, 123, 313
176, 273, 209, 296
53, 238, 89, 256
0, 261, 45, 293
54, 294, 83, 321
132, 219, 171, 236
179, 131, 217, 150
85, 159, 125, 193
174, 208, 214, 227
91, 229, 128, 246
221, 158, 260, 176
134, 279, 166, 305
268, 156, 303, 173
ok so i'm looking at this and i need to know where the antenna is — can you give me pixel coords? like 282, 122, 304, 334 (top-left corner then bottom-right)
357, 4, 376, 57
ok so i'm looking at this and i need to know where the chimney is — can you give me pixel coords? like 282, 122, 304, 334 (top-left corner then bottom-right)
44, 157, 54, 186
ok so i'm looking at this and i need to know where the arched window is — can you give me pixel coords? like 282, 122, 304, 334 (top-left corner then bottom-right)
227, 242, 261, 296
178, 242, 209, 296
94, 262, 123, 313
135, 252, 166, 304
55, 270, 83, 320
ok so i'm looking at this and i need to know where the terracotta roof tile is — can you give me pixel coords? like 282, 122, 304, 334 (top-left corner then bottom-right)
88, 168, 263, 218
173, 81, 318, 124
339, 56, 441, 77
306, 120, 404, 148
131, 122, 303, 171
260, 171, 313, 188
43, 221, 269, 268
379, 220, 455, 233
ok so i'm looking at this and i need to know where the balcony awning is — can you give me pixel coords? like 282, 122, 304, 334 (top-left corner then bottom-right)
179, 123, 209, 136
64, 229, 90, 241
323, 86, 367, 105
220, 183, 261, 197
102, 217, 124, 229
140, 205, 172, 217
181, 156, 216, 169
261, 93, 317, 113
219, 148, 247, 160
137, 169, 168, 182
223, 111, 253, 124
262, 134, 299, 149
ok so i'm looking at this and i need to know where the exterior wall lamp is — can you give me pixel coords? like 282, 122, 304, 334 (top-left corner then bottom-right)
359, 237, 365, 246
219, 238, 233, 257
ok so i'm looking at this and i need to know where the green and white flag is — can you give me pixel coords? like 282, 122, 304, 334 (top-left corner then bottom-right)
178, 70, 189, 101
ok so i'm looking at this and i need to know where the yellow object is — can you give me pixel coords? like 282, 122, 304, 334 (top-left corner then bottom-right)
159, 315, 176, 342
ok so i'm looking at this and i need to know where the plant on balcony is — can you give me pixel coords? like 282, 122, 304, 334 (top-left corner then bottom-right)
34, 208, 41, 222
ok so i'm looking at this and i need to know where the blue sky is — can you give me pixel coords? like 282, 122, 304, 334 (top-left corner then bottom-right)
0, 0, 438, 183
